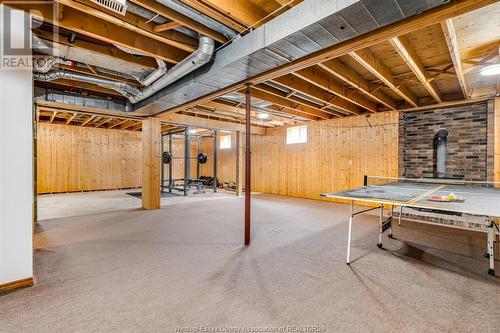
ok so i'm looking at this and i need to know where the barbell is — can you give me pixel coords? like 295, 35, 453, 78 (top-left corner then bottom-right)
162, 151, 208, 164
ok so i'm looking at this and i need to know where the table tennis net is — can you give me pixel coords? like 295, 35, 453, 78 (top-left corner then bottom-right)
364, 176, 500, 188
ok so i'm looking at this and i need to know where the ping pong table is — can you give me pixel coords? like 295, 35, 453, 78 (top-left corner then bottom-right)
321, 176, 500, 276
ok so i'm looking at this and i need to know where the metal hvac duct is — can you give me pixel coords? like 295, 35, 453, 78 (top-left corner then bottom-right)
34, 36, 214, 106
156, 0, 237, 39
128, 35, 214, 104
133, 58, 168, 86
33, 70, 142, 99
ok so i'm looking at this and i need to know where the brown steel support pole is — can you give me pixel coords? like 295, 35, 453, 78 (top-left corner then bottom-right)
245, 84, 251, 246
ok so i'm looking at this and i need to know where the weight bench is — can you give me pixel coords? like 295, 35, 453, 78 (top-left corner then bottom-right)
186, 179, 205, 194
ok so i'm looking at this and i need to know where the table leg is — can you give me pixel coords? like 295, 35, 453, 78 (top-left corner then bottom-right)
377, 205, 384, 249
388, 205, 394, 239
398, 206, 403, 226
347, 201, 353, 265
487, 222, 495, 276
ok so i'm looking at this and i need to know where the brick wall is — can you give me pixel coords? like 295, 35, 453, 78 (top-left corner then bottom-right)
399, 102, 491, 181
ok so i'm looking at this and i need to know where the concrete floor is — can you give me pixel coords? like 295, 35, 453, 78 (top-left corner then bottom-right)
1, 190, 499, 332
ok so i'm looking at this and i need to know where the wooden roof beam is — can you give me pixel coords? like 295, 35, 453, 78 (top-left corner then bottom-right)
129, 0, 228, 43
270, 74, 363, 116
197, 0, 266, 27
65, 113, 78, 125
441, 19, 469, 99
33, 29, 158, 70
130, 122, 143, 131
95, 117, 113, 128
8, 3, 190, 63
159, 0, 497, 115
293, 67, 369, 114
350, 49, 418, 107
109, 119, 130, 129
81, 115, 97, 126
154, 21, 181, 32
58, 0, 196, 52
120, 120, 139, 130
247, 87, 335, 120
319, 59, 397, 111
390, 36, 442, 103
179, 0, 246, 32
253, 83, 346, 118
158, 113, 267, 135
264, 105, 317, 121
49, 111, 57, 123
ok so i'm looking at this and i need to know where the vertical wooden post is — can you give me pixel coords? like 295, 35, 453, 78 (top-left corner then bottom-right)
245, 84, 251, 246
235, 131, 243, 197
142, 117, 161, 210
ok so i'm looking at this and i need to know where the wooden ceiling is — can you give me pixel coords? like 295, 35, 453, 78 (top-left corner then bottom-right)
36, 101, 186, 133
6, 0, 499, 131
178, 1, 500, 123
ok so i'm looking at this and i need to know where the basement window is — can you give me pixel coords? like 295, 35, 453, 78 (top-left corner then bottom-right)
220, 135, 231, 149
286, 125, 307, 144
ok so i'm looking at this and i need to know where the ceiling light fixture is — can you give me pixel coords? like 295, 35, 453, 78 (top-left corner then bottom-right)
188, 128, 197, 134
480, 64, 500, 76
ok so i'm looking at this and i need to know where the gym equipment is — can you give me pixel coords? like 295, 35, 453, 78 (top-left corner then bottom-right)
160, 128, 218, 196
162, 151, 208, 164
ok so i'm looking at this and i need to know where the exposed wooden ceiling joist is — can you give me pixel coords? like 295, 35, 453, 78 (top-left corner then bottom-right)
389, 36, 442, 103
154, 21, 181, 32
59, 0, 197, 52
246, 87, 334, 120
179, 0, 246, 32
33, 29, 158, 69
350, 49, 419, 107
129, 0, 228, 43
270, 74, 359, 116
440, 19, 469, 99
319, 59, 397, 111
158, 113, 267, 135
198, 0, 266, 27
8, 2, 190, 63
293, 67, 367, 114
81, 115, 97, 126
160, 0, 495, 115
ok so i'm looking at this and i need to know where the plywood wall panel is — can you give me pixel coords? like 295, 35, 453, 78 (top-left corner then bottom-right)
250, 112, 399, 200
193, 112, 399, 200
37, 123, 142, 194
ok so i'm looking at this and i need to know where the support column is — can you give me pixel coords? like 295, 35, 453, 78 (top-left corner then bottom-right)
184, 129, 190, 196
213, 129, 218, 192
168, 134, 173, 192
142, 117, 161, 210
160, 134, 164, 192
236, 131, 243, 197
245, 84, 251, 246
196, 136, 200, 179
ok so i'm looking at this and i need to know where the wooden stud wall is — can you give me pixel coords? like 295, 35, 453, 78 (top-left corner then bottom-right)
37, 123, 141, 194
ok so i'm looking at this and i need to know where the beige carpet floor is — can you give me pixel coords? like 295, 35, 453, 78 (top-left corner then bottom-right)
1, 192, 499, 332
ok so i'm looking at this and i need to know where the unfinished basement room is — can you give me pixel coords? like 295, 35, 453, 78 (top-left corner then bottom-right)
1, 0, 500, 332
